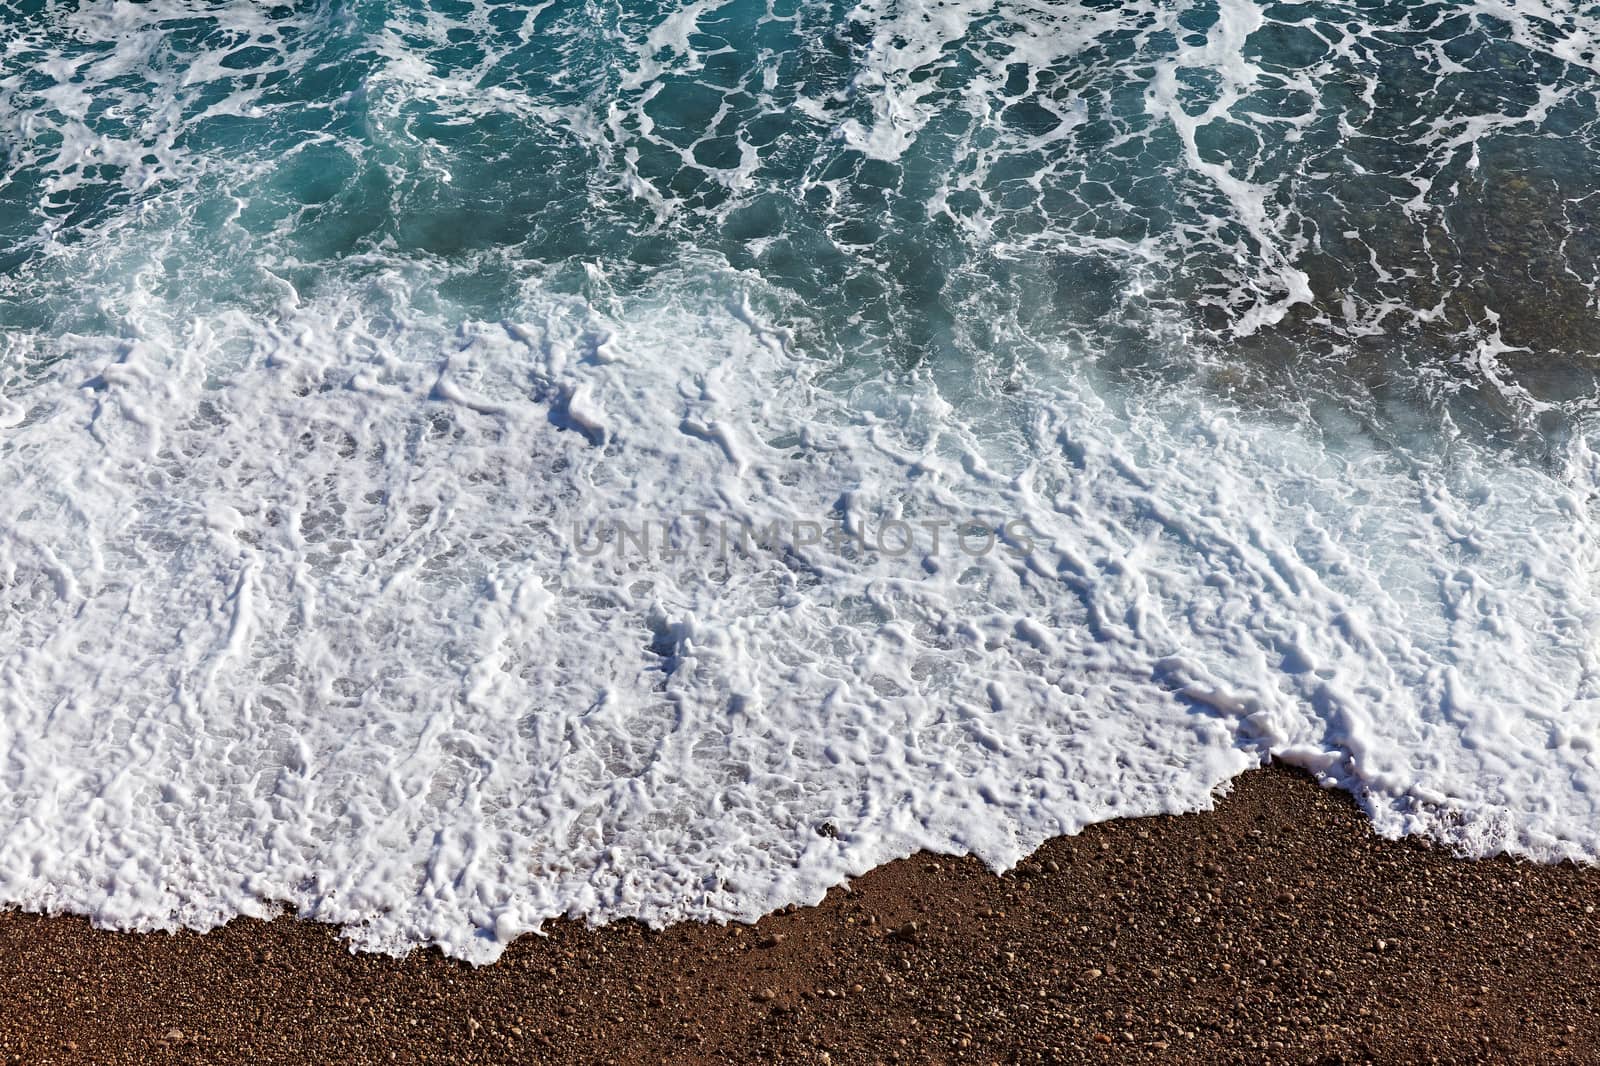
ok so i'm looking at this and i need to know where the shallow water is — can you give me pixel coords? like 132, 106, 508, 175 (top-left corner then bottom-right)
2, 0, 1599, 961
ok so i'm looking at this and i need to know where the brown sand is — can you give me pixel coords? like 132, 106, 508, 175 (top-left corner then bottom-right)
1, 763, 1597, 1065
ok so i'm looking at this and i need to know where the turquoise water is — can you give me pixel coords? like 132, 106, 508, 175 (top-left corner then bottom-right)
9, 0, 1598, 414
2, 0, 1599, 961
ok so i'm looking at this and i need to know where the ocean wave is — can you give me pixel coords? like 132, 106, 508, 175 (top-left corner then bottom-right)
1, 0, 1599, 961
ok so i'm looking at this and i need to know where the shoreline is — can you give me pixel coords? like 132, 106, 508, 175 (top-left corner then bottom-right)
2, 763, 1595, 1064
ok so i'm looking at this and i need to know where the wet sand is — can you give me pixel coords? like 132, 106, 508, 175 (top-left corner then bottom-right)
1, 763, 1596, 1064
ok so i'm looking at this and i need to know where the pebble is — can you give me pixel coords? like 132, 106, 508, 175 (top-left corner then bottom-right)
889, 921, 919, 943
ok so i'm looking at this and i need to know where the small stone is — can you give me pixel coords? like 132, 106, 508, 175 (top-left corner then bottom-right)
889, 921, 919, 943
759, 933, 786, 948
755, 988, 778, 1003
1083, 968, 1103, 981
165, 1029, 184, 1043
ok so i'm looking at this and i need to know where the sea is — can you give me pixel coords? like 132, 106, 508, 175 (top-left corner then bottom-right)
2, 0, 1599, 962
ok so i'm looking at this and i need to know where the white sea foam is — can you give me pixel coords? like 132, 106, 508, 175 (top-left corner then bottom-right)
2, 0, 1600, 963
2, 254, 1597, 961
